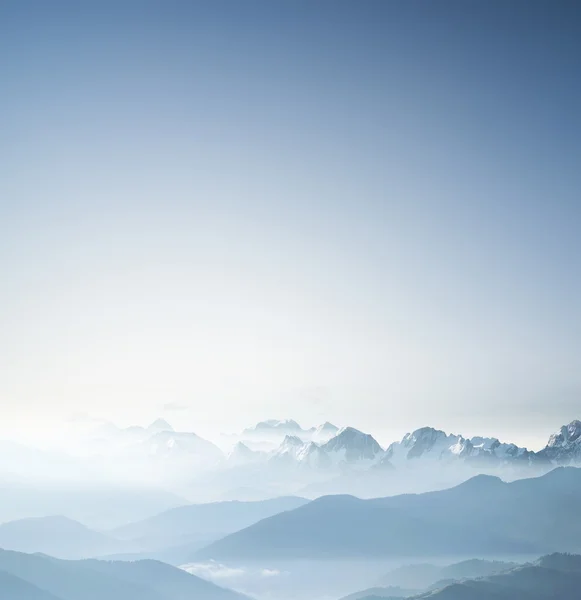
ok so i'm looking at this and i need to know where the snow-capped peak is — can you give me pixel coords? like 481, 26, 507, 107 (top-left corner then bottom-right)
386, 427, 463, 464
320, 427, 384, 463
270, 435, 309, 460
386, 426, 532, 465
547, 420, 581, 448
541, 420, 581, 463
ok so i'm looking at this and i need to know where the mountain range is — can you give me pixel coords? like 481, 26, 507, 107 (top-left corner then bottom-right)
69, 416, 581, 477
343, 553, 581, 600
108, 495, 309, 563
227, 419, 581, 475
0, 496, 310, 564
3, 418, 581, 512
201, 419, 581, 500
376, 559, 519, 590
338, 559, 521, 599
195, 466, 581, 560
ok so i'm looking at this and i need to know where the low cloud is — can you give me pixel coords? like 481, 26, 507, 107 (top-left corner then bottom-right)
182, 560, 282, 581
261, 568, 280, 577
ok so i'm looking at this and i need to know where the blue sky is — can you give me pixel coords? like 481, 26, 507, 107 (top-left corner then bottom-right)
1, 1, 580, 447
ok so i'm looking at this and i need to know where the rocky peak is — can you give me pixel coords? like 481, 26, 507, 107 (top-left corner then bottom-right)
547, 420, 581, 448
321, 427, 383, 461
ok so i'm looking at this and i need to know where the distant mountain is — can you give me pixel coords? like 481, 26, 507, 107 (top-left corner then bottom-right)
239, 419, 340, 445
88, 419, 223, 471
242, 419, 304, 438
383, 419, 581, 471
270, 435, 307, 464
320, 427, 384, 464
408, 553, 581, 600
377, 559, 518, 589
7, 418, 581, 516
0, 484, 186, 530
0, 516, 122, 559
311, 421, 340, 442
539, 420, 581, 464
84, 417, 581, 501
204, 420, 573, 501
91, 418, 174, 444
225, 442, 266, 466
348, 554, 581, 600
196, 467, 581, 560
267, 427, 385, 471
226, 419, 577, 493
385, 426, 534, 467
0, 549, 249, 600
111, 496, 309, 562
141, 430, 223, 462
230, 418, 581, 483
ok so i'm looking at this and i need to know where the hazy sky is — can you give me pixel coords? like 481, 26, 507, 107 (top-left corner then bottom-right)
1, 1, 580, 448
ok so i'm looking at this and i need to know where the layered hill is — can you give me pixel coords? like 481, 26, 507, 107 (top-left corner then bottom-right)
0, 516, 121, 559
196, 467, 581, 560
110, 495, 309, 560
410, 553, 581, 600
0, 549, 248, 600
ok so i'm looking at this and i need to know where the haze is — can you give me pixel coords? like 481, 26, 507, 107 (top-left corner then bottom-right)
1, 0, 580, 449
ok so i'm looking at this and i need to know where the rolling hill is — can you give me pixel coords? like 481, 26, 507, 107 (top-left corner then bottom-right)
196, 467, 581, 560
113, 495, 308, 543
350, 553, 581, 600
0, 549, 248, 600
412, 559, 581, 600
377, 559, 518, 589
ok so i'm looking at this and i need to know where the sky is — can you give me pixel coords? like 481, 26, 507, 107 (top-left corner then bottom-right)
0, 0, 580, 449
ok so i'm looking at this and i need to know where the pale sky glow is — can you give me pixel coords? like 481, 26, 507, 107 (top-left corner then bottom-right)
1, 1, 580, 449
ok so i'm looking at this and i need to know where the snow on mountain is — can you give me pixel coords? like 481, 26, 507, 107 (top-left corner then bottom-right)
385, 427, 465, 465
319, 427, 384, 465
296, 441, 333, 469
468, 436, 530, 462
270, 435, 308, 463
385, 427, 531, 466
540, 420, 581, 463
266, 428, 383, 470
228, 419, 581, 481
78, 416, 581, 496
